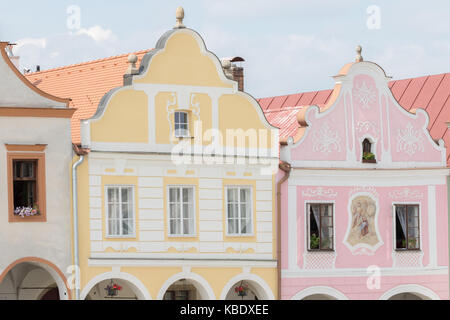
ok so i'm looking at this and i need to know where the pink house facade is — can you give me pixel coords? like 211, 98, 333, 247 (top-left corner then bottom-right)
278, 54, 449, 300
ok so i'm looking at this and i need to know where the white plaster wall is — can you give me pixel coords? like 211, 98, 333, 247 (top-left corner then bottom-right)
0, 116, 73, 277
0, 56, 66, 108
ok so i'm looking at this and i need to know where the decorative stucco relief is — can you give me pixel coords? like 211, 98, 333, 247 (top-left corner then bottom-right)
396, 122, 425, 156
388, 188, 424, 200
312, 122, 341, 153
353, 81, 377, 109
302, 187, 337, 198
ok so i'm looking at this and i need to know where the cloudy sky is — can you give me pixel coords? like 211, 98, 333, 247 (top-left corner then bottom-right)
0, 0, 449, 98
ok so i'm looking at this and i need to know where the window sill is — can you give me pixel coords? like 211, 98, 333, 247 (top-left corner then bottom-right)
175, 136, 194, 139
307, 249, 335, 252
394, 248, 421, 252
105, 235, 137, 239
168, 234, 197, 238
362, 159, 377, 163
9, 214, 46, 223
226, 233, 254, 238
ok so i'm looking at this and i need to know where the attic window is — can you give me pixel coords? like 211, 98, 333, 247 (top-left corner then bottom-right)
174, 111, 189, 138
362, 138, 376, 163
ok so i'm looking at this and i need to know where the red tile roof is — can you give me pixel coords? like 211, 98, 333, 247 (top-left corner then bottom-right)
24, 49, 149, 143
24, 52, 449, 164
259, 73, 450, 164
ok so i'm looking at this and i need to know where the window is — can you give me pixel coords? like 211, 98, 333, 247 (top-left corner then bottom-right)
168, 186, 195, 236
106, 186, 135, 237
174, 111, 189, 137
308, 203, 333, 250
13, 160, 37, 208
362, 138, 376, 163
7, 150, 46, 222
226, 186, 252, 235
395, 204, 420, 250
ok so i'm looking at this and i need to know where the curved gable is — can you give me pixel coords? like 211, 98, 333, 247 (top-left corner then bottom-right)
82, 26, 277, 158
282, 61, 446, 168
0, 42, 69, 109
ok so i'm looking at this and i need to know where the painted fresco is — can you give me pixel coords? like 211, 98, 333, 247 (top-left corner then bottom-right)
346, 195, 379, 247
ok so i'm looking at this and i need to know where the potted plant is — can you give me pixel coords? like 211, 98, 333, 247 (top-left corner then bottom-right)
234, 281, 248, 298
362, 152, 376, 163
310, 233, 320, 250
408, 239, 418, 249
105, 281, 122, 297
14, 203, 40, 218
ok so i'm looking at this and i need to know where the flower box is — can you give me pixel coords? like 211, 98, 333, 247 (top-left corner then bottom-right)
14, 206, 40, 218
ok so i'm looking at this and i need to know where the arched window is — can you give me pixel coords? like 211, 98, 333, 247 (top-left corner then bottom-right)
362, 138, 376, 163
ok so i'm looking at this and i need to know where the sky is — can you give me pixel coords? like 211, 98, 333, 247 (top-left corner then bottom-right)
0, 0, 449, 98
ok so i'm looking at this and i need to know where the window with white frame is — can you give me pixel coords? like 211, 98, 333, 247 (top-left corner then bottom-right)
307, 203, 334, 250
394, 204, 420, 250
226, 186, 252, 235
168, 186, 195, 236
106, 186, 135, 237
174, 111, 189, 137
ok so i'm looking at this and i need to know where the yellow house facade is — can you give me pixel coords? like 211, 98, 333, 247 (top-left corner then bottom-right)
72, 8, 279, 300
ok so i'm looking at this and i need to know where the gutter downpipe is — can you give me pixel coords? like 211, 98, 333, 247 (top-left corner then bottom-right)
72, 153, 85, 300
277, 161, 291, 300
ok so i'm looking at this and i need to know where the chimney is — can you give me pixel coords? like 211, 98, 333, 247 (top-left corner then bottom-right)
5, 43, 20, 70
221, 56, 245, 91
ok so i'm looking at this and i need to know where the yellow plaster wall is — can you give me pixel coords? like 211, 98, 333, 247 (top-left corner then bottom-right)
121, 266, 182, 299
90, 89, 148, 143
219, 94, 273, 148
190, 267, 242, 297
134, 32, 232, 88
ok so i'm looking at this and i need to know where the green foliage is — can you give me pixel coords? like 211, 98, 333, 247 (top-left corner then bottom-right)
310, 233, 320, 249
362, 152, 375, 160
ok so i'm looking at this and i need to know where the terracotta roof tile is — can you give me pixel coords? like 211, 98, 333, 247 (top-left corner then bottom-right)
25, 49, 149, 144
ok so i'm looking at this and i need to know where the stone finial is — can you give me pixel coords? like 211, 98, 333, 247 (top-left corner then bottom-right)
221, 59, 233, 80
125, 54, 139, 75
356, 45, 363, 62
175, 6, 185, 29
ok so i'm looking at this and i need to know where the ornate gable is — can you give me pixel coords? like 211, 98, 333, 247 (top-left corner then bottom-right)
281, 47, 446, 168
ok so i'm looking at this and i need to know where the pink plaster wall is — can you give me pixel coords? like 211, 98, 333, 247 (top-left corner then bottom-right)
289, 67, 445, 165
282, 274, 449, 300
291, 185, 439, 269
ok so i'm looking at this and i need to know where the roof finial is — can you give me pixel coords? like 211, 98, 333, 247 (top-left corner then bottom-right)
356, 45, 363, 62
125, 54, 139, 75
175, 6, 185, 29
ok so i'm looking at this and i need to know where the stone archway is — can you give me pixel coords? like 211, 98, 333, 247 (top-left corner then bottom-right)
84, 278, 141, 300
158, 273, 215, 300
0, 258, 69, 300
291, 286, 349, 300
380, 284, 440, 300
81, 272, 151, 300
220, 274, 274, 300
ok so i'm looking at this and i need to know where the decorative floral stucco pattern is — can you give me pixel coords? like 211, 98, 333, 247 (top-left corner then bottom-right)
356, 120, 379, 138
388, 188, 423, 200
353, 81, 377, 109
302, 187, 337, 198
312, 122, 341, 153
396, 122, 424, 156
